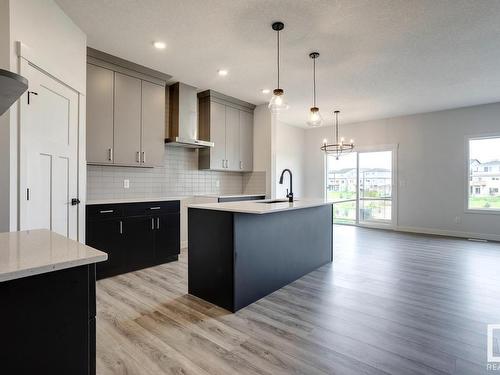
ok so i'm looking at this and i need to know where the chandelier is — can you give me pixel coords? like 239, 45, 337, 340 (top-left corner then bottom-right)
320, 110, 354, 159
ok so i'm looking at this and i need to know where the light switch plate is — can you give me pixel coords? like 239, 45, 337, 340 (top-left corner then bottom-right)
124, 179, 130, 189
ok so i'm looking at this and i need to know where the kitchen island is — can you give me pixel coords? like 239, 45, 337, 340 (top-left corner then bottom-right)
188, 199, 333, 312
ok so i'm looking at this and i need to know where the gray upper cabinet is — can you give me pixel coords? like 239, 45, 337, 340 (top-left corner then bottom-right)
239, 110, 253, 171
141, 81, 166, 167
113, 72, 142, 166
225, 106, 240, 171
198, 90, 255, 172
86, 49, 169, 168
209, 101, 226, 169
86, 64, 114, 164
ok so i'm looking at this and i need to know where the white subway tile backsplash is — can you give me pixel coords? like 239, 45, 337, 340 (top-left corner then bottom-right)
87, 147, 265, 200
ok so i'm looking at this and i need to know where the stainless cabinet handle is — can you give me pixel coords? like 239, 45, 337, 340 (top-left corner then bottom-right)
119, 220, 123, 234
240, 161, 243, 169
99, 210, 114, 214
151, 218, 155, 230
222, 159, 225, 169
136, 151, 140, 163
156, 217, 160, 229
108, 148, 113, 161
149, 207, 161, 210
142, 151, 146, 164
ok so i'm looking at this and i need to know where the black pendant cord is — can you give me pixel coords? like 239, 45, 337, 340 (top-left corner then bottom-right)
277, 29, 280, 89
313, 57, 316, 107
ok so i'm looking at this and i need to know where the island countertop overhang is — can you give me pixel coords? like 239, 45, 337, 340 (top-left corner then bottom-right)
0, 229, 108, 282
188, 198, 332, 214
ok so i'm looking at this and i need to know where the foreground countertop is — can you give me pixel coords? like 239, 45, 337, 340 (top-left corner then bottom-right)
188, 198, 332, 214
0, 229, 108, 282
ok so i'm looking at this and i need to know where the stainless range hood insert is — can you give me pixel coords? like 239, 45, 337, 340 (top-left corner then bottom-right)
165, 137, 214, 148
166, 82, 214, 148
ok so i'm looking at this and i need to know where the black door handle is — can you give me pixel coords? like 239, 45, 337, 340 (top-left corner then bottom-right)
71, 198, 81, 206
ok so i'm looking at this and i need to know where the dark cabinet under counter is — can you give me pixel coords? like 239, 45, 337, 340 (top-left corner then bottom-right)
86, 200, 180, 279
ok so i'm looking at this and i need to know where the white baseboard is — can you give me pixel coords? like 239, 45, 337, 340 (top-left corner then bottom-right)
395, 225, 500, 242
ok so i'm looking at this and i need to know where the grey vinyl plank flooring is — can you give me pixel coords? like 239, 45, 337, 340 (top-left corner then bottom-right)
96, 225, 500, 375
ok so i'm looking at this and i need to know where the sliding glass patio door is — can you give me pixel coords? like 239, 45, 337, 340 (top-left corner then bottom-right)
326, 152, 358, 224
358, 150, 393, 225
326, 147, 395, 227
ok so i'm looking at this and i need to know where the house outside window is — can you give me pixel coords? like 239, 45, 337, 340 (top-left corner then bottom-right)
468, 137, 500, 211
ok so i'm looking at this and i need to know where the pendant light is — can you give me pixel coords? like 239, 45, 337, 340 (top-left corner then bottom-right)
306, 52, 322, 127
268, 21, 289, 113
320, 110, 354, 159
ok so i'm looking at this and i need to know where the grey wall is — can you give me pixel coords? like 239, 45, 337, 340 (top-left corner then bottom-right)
275, 121, 306, 199
305, 102, 500, 240
87, 146, 265, 200
253, 104, 272, 197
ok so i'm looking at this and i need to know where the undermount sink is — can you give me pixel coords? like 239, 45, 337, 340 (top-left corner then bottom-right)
257, 199, 292, 204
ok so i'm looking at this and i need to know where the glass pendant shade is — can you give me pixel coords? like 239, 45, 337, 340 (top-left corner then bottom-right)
306, 52, 322, 127
306, 106, 322, 127
268, 88, 289, 113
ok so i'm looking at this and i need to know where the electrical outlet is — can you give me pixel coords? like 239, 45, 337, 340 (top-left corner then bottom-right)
454, 216, 461, 224
124, 179, 130, 189
215, 180, 220, 188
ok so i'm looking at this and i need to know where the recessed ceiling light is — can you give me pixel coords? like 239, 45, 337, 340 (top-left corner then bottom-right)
218, 69, 228, 76
261, 89, 271, 94
153, 41, 166, 50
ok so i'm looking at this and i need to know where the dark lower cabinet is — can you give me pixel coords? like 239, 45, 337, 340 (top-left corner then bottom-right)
0, 264, 96, 375
155, 213, 181, 262
122, 215, 156, 270
86, 200, 180, 279
86, 218, 124, 277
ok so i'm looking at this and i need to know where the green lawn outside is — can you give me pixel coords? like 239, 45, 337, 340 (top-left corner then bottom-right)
469, 196, 500, 209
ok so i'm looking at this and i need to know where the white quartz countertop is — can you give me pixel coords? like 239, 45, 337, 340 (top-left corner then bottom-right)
86, 196, 186, 205
188, 199, 332, 214
0, 229, 108, 282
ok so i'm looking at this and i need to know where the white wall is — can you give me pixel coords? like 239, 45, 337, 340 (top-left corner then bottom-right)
0, 0, 86, 233
9, 0, 87, 93
305, 102, 500, 241
253, 104, 272, 197
275, 121, 305, 199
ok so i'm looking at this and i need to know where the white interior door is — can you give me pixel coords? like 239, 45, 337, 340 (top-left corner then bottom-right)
19, 60, 79, 239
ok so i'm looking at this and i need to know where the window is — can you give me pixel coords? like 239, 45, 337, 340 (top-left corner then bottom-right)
468, 137, 500, 211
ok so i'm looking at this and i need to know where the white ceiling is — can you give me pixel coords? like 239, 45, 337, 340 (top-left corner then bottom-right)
56, 0, 500, 127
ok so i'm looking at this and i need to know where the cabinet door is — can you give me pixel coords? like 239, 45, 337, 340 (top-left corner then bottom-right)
239, 110, 253, 171
141, 81, 165, 167
154, 213, 180, 262
86, 219, 124, 279
86, 64, 114, 164
122, 216, 155, 270
225, 106, 240, 171
210, 101, 227, 169
114, 72, 142, 165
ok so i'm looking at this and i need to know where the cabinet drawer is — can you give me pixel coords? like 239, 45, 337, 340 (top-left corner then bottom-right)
86, 205, 124, 220
123, 201, 180, 216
